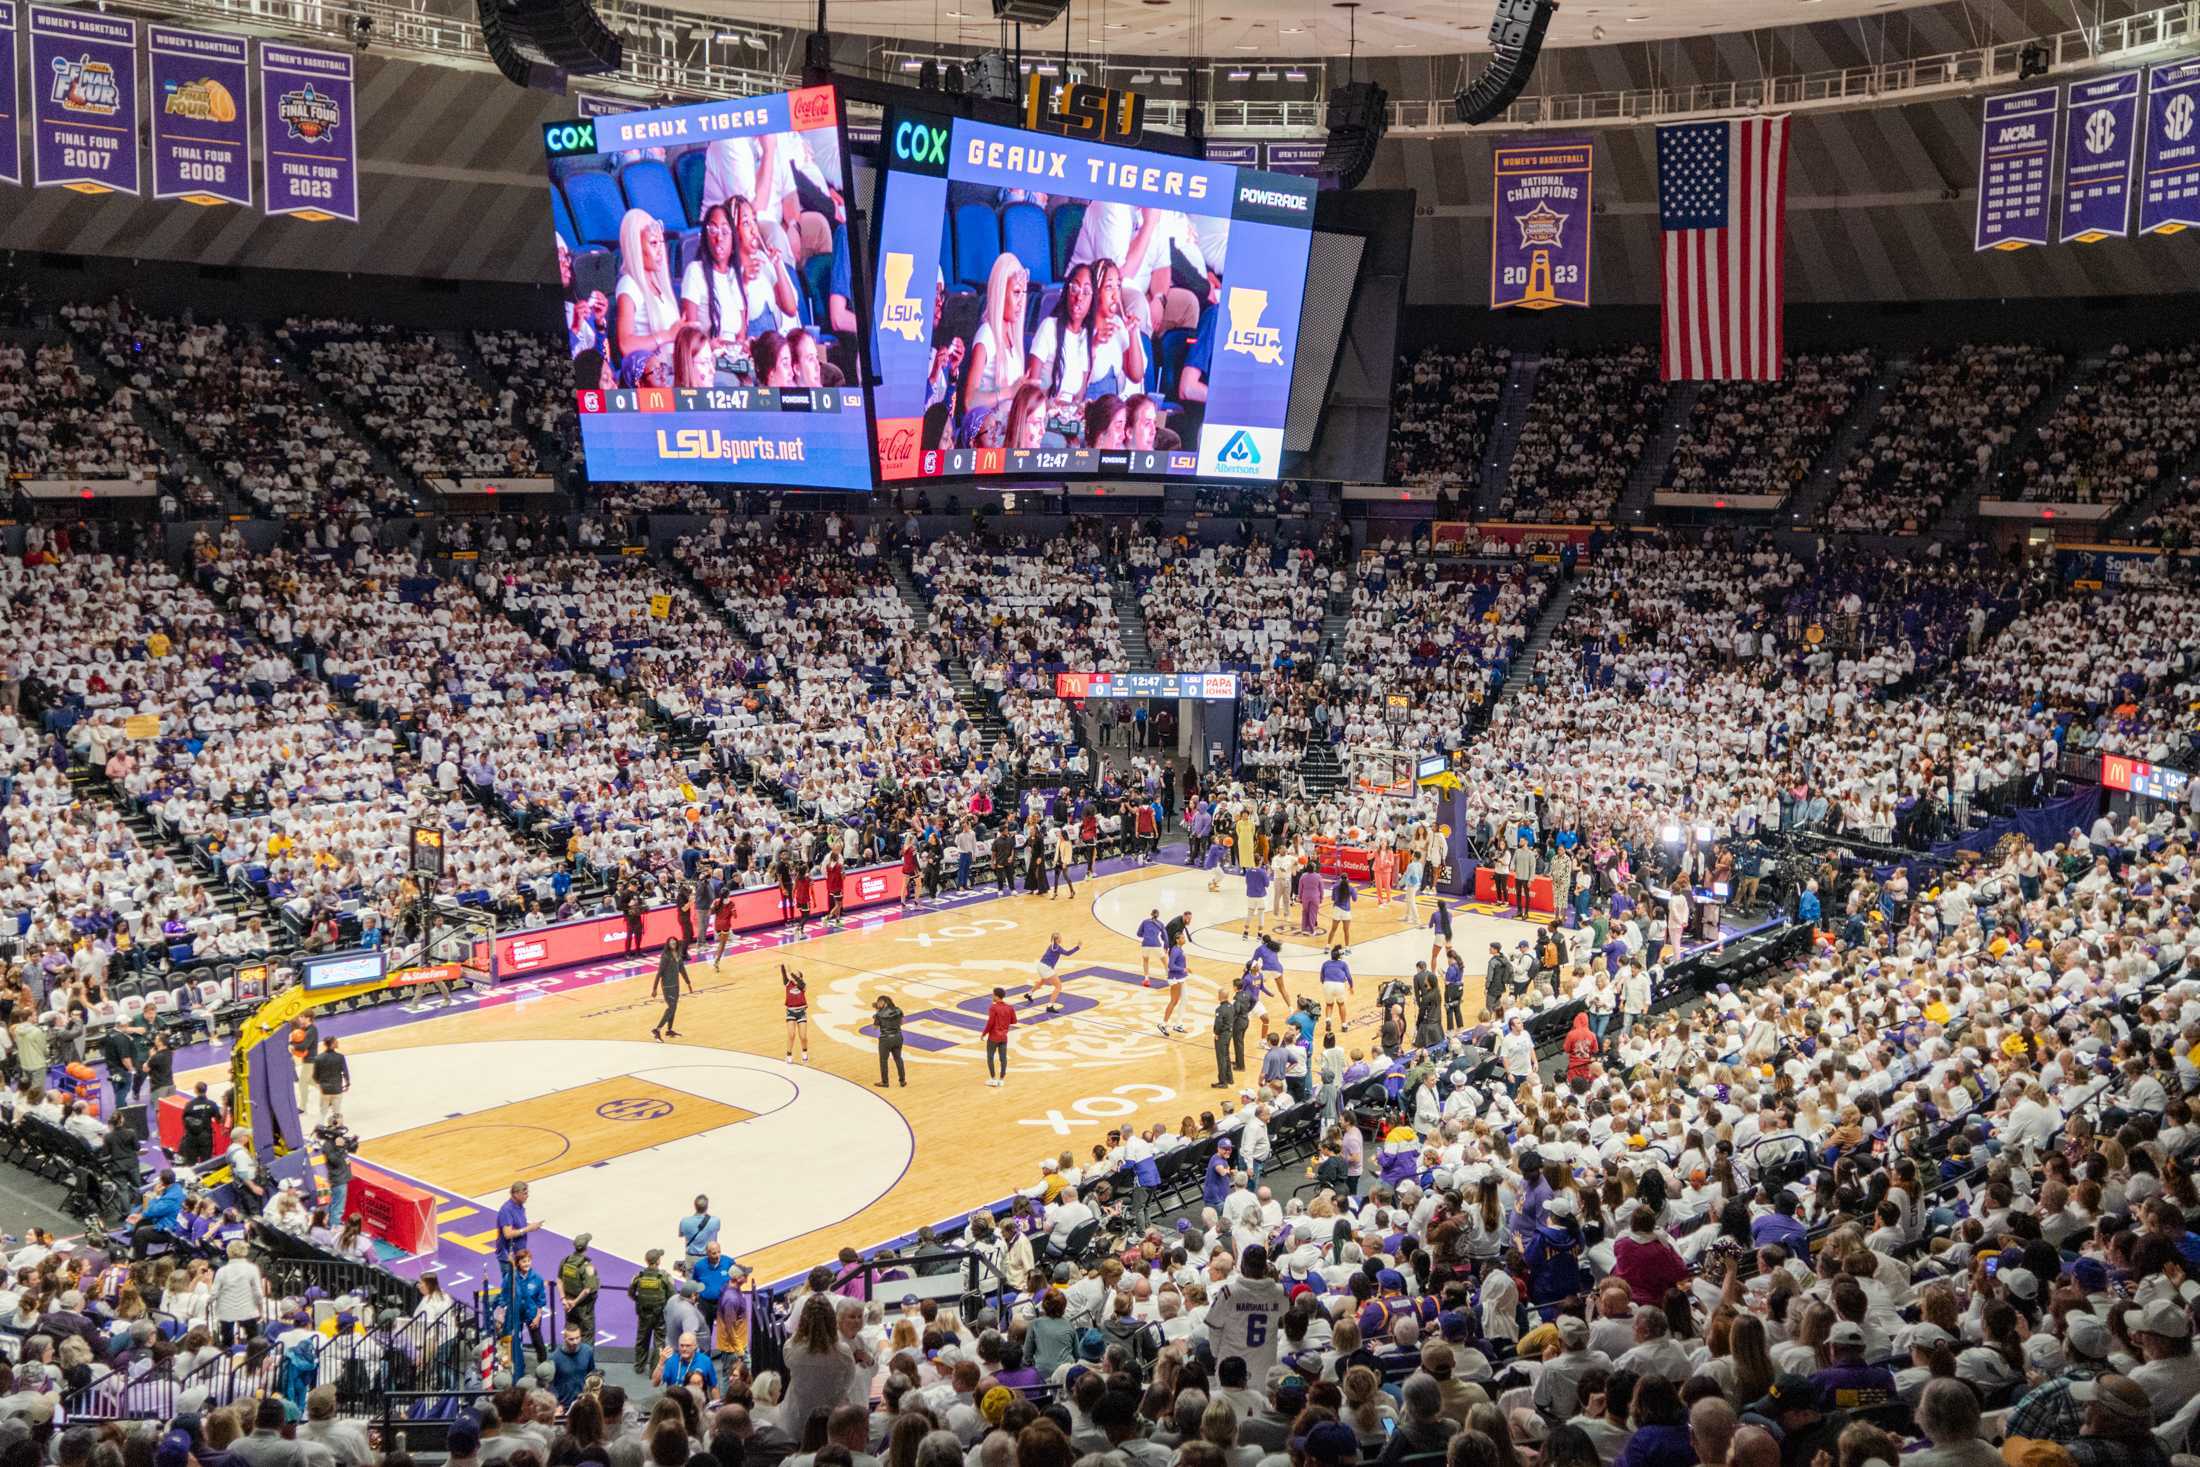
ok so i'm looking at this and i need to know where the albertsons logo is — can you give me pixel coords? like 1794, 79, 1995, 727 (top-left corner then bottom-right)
277, 83, 343, 143
1220, 431, 1262, 469
50, 54, 122, 116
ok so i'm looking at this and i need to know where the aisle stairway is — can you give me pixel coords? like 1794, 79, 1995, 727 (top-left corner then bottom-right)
893, 557, 1011, 749
1474, 354, 1541, 517
51, 328, 246, 516
1788, 357, 1904, 527
1927, 349, 2099, 543
1497, 577, 1577, 703
1113, 583, 1154, 671
1618, 382, 1703, 520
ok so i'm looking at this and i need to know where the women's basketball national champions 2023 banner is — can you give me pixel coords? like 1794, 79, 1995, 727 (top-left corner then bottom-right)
1491, 136, 1593, 311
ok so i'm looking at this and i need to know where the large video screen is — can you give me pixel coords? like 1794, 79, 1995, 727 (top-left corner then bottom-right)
868, 108, 1317, 483
544, 87, 872, 488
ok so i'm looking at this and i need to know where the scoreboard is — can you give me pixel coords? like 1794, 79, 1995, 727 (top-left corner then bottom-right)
2101, 753, 2189, 802
1056, 671, 1239, 700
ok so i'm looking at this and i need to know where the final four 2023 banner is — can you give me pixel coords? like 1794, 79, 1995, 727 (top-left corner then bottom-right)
148, 25, 252, 207
259, 40, 357, 222
29, 5, 138, 194
1490, 137, 1593, 311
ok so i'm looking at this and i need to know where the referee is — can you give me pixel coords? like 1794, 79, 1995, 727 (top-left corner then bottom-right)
873, 994, 907, 1088
651, 937, 693, 1041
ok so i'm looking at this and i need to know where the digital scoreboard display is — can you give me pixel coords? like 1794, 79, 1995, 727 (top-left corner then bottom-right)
868, 107, 1316, 484
545, 87, 873, 488
2102, 754, 2189, 803
301, 947, 387, 992
1055, 671, 1239, 700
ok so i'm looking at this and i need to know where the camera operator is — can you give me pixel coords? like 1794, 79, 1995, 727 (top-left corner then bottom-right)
319, 1123, 356, 1224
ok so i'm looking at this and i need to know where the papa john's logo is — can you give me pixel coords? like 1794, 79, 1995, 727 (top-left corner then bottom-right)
277, 83, 342, 143
49, 54, 122, 116
1222, 287, 1283, 366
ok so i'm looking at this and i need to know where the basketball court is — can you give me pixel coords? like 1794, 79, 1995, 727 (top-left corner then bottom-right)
189, 860, 1546, 1289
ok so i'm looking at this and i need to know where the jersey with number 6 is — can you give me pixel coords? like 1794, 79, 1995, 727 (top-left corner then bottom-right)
1205, 1272, 1290, 1378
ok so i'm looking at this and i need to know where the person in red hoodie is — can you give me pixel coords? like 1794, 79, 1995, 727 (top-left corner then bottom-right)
1610, 1203, 1692, 1305
1562, 1012, 1601, 1083
982, 986, 1016, 1089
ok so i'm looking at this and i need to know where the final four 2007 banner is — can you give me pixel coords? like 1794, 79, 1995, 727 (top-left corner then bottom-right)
30, 5, 139, 194
148, 25, 251, 207
259, 40, 357, 222
1491, 136, 1593, 310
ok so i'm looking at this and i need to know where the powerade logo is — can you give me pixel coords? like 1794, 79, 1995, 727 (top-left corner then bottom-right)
1238, 183, 1310, 212
1219, 431, 1262, 470
890, 115, 952, 176
544, 120, 598, 158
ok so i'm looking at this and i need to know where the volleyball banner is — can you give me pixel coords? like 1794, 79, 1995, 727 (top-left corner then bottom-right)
0, 4, 19, 186
1491, 136, 1592, 310
2059, 70, 2140, 243
30, 5, 139, 195
259, 41, 356, 221
1975, 86, 2057, 251
2140, 59, 2200, 236
148, 25, 251, 206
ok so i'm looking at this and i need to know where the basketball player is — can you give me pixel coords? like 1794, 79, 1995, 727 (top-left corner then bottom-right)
1030, 934, 1081, 1012
1324, 873, 1356, 949
823, 850, 845, 929
1318, 946, 1353, 1030
1243, 858, 1271, 937
651, 937, 693, 1041
1156, 936, 1190, 1035
1251, 931, 1291, 1005
1136, 909, 1167, 984
781, 965, 810, 1064
712, 880, 741, 964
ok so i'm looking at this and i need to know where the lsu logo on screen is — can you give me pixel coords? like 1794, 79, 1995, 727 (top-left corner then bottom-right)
878, 251, 927, 342
277, 83, 342, 142
1222, 287, 1284, 365
656, 427, 740, 460
789, 85, 837, 131
50, 54, 122, 116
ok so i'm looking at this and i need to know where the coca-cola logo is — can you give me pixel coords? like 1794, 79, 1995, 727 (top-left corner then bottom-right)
789, 86, 836, 130
882, 427, 915, 463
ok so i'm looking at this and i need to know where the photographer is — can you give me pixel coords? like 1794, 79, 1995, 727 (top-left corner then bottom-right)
320, 1124, 355, 1224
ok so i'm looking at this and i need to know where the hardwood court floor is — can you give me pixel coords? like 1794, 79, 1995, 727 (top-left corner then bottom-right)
241, 864, 1543, 1283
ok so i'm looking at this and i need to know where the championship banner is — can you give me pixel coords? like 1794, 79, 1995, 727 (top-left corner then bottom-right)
2140, 59, 2200, 236
259, 41, 356, 221
148, 25, 251, 207
1975, 86, 2058, 251
1490, 136, 1591, 311
1263, 142, 1326, 177
1202, 141, 1260, 166
2059, 70, 2140, 243
29, 6, 139, 195
0, 4, 20, 187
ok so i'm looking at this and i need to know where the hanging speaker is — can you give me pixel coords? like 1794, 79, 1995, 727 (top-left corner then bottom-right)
1319, 80, 1388, 192
1454, 0, 1557, 125
476, 0, 624, 93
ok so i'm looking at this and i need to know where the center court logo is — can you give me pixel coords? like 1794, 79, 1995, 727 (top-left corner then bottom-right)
813, 959, 1172, 1071
596, 1097, 676, 1121
878, 252, 926, 342
1223, 287, 1283, 366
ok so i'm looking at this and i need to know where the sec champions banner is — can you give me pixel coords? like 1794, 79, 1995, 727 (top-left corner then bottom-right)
2060, 70, 2141, 243
2141, 59, 2200, 236
1975, 86, 2057, 251
1491, 136, 1591, 311
148, 26, 251, 207
0, 3, 19, 187
259, 41, 356, 221
30, 5, 138, 195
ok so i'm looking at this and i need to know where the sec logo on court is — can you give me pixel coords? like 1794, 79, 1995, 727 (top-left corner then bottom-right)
596, 1097, 676, 1121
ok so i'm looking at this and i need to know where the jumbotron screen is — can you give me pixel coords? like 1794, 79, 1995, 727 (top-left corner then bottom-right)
868, 107, 1317, 483
544, 87, 872, 488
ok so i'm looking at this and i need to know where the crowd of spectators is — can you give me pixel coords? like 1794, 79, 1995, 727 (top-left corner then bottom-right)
473, 329, 579, 458
1389, 347, 1513, 490
0, 339, 162, 483
1663, 352, 1875, 502
289, 319, 540, 482
915, 534, 1124, 740
1136, 541, 1327, 676
1823, 344, 2063, 535
1499, 347, 1665, 524
2015, 343, 2200, 507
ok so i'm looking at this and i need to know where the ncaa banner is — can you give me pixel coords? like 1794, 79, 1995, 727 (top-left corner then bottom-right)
2059, 70, 2141, 243
1491, 136, 1592, 311
1975, 86, 2057, 250
2140, 59, 2200, 236
0, 3, 18, 186
29, 6, 138, 195
259, 41, 356, 221
148, 26, 251, 207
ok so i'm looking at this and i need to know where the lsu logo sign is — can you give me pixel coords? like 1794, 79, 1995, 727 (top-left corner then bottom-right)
50, 54, 121, 115
278, 83, 341, 142
878, 251, 926, 342
1024, 74, 1145, 147
657, 428, 738, 460
1222, 287, 1284, 366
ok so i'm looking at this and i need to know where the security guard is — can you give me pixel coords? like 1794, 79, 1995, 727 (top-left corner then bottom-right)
1211, 988, 1235, 1089
628, 1247, 674, 1372
558, 1233, 601, 1338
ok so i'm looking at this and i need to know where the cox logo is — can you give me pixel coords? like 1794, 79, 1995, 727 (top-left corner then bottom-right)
893, 119, 950, 166
543, 121, 597, 157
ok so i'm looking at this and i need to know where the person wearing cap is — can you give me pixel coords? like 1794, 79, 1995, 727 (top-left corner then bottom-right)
226, 1397, 304, 1467
1299, 1421, 1361, 1467
628, 1247, 675, 1374
1809, 1320, 1895, 1409
2006, 1312, 2117, 1444
2129, 1296, 2200, 1421
1740, 1373, 1842, 1467
152, 1429, 197, 1467
1523, 1194, 1586, 1305
2030, 1373, 2169, 1467
1535, 1315, 1613, 1421
443, 1410, 483, 1467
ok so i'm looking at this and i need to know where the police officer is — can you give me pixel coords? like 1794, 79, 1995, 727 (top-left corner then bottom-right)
558, 1233, 601, 1338
651, 937, 693, 1041
1229, 982, 1258, 1071
178, 1081, 222, 1165
873, 994, 906, 1088
1211, 987, 1235, 1089
628, 1247, 674, 1373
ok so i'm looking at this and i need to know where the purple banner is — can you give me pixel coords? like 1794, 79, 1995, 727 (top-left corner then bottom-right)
259, 41, 356, 221
1975, 85, 2057, 251
1491, 135, 1591, 311
574, 93, 640, 118
148, 25, 251, 207
1203, 141, 1260, 166
2059, 70, 2140, 243
0, 3, 18, 187
2140, 59, 2200, 237
29, 5, 138, 195
1264, 141, 1326, 177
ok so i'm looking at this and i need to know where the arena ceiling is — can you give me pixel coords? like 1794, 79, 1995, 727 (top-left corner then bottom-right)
673, 0, 1956, 56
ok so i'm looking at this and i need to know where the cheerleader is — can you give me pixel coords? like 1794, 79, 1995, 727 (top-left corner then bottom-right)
1252, 931, 1291, 1006
782, 965, 810, 1064
1030, 934, 1081, 1012
1371, 841, 1397, 906
1156, 936, 1190, 1034
1324, 872, 1356, 949
1204, 831, 1234, 893
1397, 855, 1426, 925
1427, 897, 1455, 971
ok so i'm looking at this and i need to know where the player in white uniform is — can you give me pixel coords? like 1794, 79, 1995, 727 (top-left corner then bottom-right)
1204, 1243, 1290, 1379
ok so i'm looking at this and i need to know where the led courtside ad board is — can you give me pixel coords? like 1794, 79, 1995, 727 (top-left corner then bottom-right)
545, 86, 872, 488
869, 107, 1316, 484
300, 947, 388, 992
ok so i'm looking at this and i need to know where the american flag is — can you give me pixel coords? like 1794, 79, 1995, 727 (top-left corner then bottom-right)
1656, 115, 1790, 382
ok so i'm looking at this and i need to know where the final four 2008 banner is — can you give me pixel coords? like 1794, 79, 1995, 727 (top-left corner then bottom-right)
1491, 136, 1593, 311
149, 25, 251, 207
